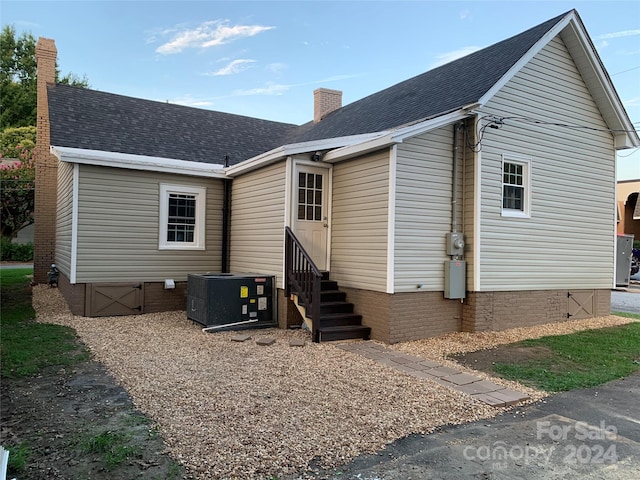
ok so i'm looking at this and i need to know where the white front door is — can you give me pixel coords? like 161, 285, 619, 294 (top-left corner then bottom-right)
293, 165, 329, 271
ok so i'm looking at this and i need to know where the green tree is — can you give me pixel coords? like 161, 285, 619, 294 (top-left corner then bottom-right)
1, 25, 89, 129
1, 147, 35, 238
0, 126, 36, 158
0, 26, 88, 240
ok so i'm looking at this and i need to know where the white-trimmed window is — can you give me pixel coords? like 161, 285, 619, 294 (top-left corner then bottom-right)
159, 184, 206, 250
501, 155, 531, 217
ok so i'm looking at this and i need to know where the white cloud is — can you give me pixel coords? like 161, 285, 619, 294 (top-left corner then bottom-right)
155, 20, 275, 55
167, 95, 215, 107
459, 9, 471, 20
206, 59, 256, 76
431, 46, 484, 68
266, 62, 288, 74
598, 29, 640, 40
233, 83, 291, 96
230, 73, 360, 97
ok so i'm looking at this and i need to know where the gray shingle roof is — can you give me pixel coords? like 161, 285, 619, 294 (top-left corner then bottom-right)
47, 85, 297, 165
48, 11, 569, 165
288, 11, 568, 143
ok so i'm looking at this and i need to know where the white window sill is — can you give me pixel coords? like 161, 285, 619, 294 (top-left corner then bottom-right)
159, 244, 206, 251
501, 210, 530, 219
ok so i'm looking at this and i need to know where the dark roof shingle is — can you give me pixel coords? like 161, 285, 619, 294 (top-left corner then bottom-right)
48, 12, 569, 164
48, 85, 297, 165
288, 12, 567, 143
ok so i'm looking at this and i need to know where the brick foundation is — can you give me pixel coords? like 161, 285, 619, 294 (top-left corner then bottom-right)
462, 289, 611, 332
57, 272, 86, 316
57, 276, 190, 317
341, 287, 461, 344
340, 287, 392, 342
144, 282, 188, 313
389, 291, 461, 344
55, 278, 612, 340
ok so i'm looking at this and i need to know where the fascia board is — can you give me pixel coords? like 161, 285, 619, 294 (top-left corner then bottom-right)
478, 13, 573, 108
51, 146, 227, 178
323, 110, 470, 163
478, 11, 639, 149
560, 20, 640, 148
224, 132, 386, 177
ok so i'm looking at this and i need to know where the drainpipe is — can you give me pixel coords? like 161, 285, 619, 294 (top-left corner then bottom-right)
221, 155, 231, 273
451, 122, 463, 234
444, 122, 466, 299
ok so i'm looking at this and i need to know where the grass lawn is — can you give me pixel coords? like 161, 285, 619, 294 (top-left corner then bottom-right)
0, 268, 90, 378
493, 313, 640, 392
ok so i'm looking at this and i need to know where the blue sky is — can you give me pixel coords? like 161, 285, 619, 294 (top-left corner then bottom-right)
3, 0, 639, 179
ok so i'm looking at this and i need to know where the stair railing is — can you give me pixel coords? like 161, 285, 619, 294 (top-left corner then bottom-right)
285, 227, 322, 342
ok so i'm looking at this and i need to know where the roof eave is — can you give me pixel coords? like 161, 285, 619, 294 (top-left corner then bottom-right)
478, 10, 639, 149
51, 146, 228, 178
559, 18, 640, 149
323, 109, 472, 163
224, 132, 387, 177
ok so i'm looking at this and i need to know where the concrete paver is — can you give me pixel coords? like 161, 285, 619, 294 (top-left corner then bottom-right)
337, 341, 530, 407
231, 334, 252, 342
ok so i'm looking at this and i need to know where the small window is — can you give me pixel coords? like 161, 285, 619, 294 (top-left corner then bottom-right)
159, 184, 206, 250
297, 172, 323, 221
501, 156, 530, 217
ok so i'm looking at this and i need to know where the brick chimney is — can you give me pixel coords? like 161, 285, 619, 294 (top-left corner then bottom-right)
34, 38, 58, 284
313, 88, 342, 123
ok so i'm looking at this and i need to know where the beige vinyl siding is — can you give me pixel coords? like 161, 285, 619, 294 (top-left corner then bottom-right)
330, 150, 389, 292
75, 165, 223, 282
229, 162, 286, 287
394, 126, 458, 292
56, 160, 75, 277
479, 36, 615, 290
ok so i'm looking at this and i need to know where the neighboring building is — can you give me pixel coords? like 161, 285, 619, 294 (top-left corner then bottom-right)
35, 10, 639, 343
617, 179, 640, 240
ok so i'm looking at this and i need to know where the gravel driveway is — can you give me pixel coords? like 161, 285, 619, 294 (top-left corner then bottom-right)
32, 286, 637, 479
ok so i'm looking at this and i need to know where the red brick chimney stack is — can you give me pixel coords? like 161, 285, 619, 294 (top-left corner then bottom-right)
34, 38, 58, 284
313, 88, 342, 123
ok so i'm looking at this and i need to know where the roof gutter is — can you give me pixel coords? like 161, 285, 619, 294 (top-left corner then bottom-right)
51, 146, 227, 178
224, 132, 386, 177
323, 109, 472, 163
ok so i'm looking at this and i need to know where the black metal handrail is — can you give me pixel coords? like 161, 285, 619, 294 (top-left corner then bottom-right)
285, 227, 322, 342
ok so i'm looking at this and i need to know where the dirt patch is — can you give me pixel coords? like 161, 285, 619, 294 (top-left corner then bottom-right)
1, 359, 186, 479
451, 344, 554, 373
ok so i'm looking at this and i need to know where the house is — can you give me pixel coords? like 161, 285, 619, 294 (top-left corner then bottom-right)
617, 179, 640, 239
34, 10, 639, 343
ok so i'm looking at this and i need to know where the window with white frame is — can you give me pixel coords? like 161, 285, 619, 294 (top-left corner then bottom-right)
501, 156, 530, 217
159, 184, 206, 250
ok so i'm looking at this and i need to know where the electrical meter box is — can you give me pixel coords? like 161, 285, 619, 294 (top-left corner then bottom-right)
444, 260, 466, 299
446, 232, 465, 256
187, 273, 276, 329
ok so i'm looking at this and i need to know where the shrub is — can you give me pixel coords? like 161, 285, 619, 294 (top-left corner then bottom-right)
0, 237, 33, 261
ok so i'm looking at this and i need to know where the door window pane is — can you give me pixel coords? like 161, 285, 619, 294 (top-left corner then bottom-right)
297, 172, 324, 221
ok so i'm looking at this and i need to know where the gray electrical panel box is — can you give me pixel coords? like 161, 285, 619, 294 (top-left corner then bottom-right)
446, 232, 465, 256
444, 260, 466, 299
187, 273, 276, 329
